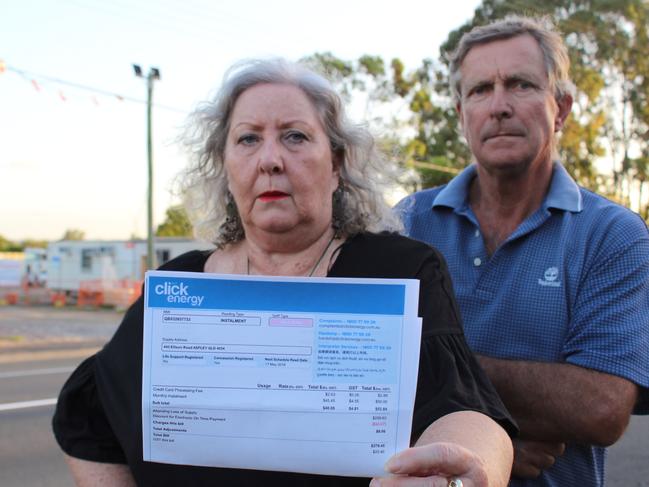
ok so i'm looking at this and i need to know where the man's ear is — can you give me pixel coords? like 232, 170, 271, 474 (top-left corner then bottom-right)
456, 101, 466, 137
554, 93, 573, 132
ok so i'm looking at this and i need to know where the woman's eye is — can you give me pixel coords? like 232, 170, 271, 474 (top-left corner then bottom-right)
237, 134, 259, 145
284, 131, 308, 144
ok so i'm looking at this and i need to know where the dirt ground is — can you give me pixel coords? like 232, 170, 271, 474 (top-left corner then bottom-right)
0, 304, 123, 350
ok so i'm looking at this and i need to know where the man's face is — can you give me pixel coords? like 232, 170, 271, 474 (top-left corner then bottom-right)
457, 34, 571, 176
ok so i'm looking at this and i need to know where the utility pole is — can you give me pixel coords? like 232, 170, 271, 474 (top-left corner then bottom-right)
133, 64, 160, 270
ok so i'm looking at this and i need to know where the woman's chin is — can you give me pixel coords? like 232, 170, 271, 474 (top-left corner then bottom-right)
249, 219, 301, 236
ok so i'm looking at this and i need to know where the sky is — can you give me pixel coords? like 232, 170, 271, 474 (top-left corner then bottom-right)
1, 0, 481, 241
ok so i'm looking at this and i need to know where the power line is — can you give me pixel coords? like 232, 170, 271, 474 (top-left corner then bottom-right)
407, 160, 461, 175
3, 63, 188, 114
64, 0, 243, 45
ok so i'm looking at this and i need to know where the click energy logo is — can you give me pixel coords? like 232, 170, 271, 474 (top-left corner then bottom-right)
154, 281, 205, 306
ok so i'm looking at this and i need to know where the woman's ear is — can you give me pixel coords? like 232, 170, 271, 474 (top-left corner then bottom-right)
332, 149, 344, 177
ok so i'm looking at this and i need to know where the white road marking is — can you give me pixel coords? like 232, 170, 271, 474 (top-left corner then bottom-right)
0, 398, 57, 412
0, 366, 74, 379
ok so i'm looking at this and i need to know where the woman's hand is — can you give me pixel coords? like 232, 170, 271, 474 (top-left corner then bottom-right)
369, 442, 488, 487
370, 411, 513, 487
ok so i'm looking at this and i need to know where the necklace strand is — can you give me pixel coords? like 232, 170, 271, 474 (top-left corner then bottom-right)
246, 235, 336, 277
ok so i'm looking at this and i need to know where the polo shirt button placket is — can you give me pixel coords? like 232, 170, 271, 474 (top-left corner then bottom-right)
472, 229, 484, 268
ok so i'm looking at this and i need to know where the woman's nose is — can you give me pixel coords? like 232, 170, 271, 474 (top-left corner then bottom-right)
258, 140, 284, 174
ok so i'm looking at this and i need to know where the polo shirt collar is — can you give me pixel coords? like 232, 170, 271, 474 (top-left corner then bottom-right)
545, 162, 582, 212
432, 164, 477, 210
432, 161, 582, 213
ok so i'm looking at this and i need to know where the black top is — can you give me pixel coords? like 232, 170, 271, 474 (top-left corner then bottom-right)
53, 232, 515, 487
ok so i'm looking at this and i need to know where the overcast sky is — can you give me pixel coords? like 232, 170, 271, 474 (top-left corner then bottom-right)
1, 0, 480, 241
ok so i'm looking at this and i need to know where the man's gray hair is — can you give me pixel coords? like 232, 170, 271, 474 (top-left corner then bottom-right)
179, 58, 402, 247
448, 15, 576, 104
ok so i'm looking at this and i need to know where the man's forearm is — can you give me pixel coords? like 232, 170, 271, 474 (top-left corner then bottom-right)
477, 356, 637, 446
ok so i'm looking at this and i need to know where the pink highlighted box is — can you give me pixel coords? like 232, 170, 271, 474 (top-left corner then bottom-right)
269, 317, 313, 327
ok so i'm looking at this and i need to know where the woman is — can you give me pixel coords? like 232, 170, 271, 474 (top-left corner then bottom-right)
53, 59, 515, 487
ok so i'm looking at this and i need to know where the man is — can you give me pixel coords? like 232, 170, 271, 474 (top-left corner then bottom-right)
398, 15, 649, 487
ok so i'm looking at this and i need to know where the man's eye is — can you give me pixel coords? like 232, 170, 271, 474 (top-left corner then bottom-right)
237, 134, 259, 145
284, 131, 308, 144
470, 85, 490, 97
513, 80, 534, 90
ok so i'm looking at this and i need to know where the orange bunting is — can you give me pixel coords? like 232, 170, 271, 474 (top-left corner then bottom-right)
0, 60, 5, 74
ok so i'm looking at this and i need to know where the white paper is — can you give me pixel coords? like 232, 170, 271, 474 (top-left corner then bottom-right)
142, 270, 422, 477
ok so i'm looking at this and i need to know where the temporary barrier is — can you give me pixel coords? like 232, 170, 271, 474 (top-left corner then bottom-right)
78, 279, 142, 310
103, 279, 143, 310
77, 279, 105, 308
51, 292, 66, 307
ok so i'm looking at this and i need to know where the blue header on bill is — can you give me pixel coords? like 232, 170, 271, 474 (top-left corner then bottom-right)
146, 274, 405, 315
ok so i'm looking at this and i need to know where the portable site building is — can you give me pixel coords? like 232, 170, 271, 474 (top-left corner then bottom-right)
24, 247, 47, 286
46, 238, 213, 293
0, 248, 48, 287
0, 252, 24, 287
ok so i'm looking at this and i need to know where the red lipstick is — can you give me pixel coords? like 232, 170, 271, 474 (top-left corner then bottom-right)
259, 191, 289, 202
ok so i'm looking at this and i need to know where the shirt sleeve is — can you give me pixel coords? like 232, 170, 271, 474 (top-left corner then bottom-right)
52, 355, 127, 463
411, 246, 518, 440
564, 217, 649, 414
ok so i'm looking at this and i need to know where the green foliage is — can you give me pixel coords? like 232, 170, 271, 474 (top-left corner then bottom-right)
0, 235, 48, 251
441, 0, 649, 209
156, 206, 193, 237
302, 0, 648, 212
301, 52, 355, 101
61, 229, 85, 241
21, 238, 48, 249
0, 234, 22, 252
304, 52, 469, 189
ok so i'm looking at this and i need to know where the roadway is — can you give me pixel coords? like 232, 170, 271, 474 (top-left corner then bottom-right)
0, 306, 647, 486
0, 353, 92, 487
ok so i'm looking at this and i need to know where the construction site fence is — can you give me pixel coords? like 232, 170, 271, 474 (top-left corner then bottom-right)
77, 279, 143, 309
0, 279, 143, 310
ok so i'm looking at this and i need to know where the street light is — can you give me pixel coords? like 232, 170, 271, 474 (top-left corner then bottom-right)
133, 64, 160, 270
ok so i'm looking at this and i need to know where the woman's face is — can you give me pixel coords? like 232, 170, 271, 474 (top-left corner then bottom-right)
224, 83, 339, 240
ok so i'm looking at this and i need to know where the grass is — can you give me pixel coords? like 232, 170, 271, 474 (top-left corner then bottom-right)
0, 335, 25, 343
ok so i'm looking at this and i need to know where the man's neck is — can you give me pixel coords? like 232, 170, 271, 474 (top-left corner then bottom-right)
470, 161, 554, 254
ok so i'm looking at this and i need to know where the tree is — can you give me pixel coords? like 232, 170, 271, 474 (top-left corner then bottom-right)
156, 206, 193, 237
394, 58, 469, 188
0, 234, 22, 252
302, 53, 465, 189
0, 235, 48, 251
61, 229, 85, 241
21, 238, 48, 249
303, 0, 648, 205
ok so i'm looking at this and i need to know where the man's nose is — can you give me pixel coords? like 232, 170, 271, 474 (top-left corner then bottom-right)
489, 86, 513, 120
258, 139, 284, 175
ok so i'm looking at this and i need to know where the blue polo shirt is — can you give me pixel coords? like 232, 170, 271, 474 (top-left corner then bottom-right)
397, 162, 649, 487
